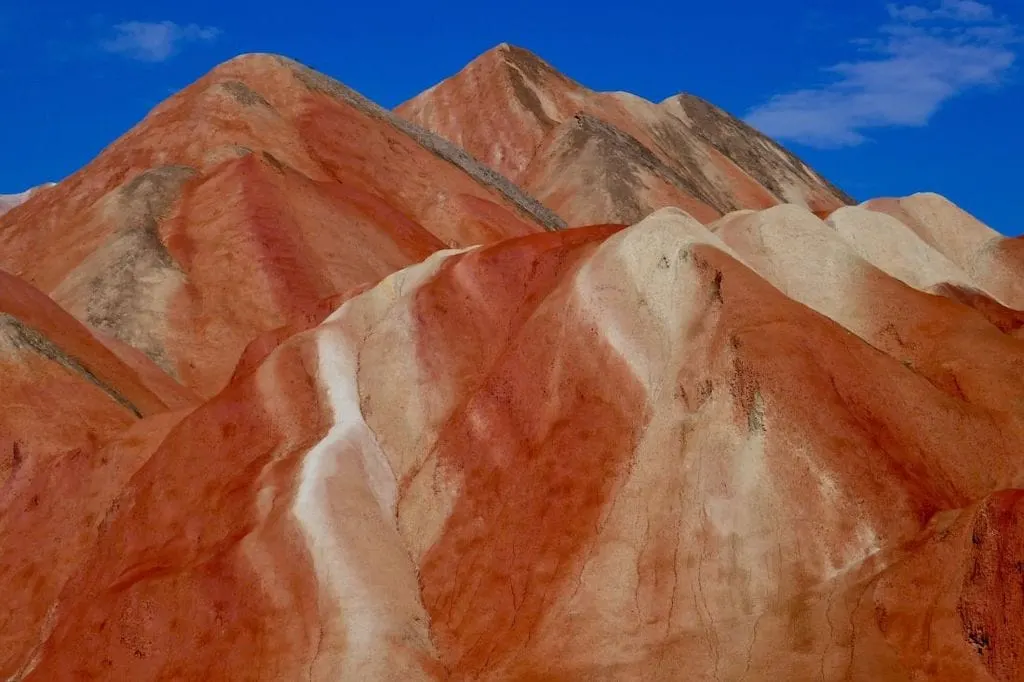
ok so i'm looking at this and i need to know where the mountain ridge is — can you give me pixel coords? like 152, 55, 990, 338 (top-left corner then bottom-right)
1, 45, 1023, 681
396, 43, 853, 225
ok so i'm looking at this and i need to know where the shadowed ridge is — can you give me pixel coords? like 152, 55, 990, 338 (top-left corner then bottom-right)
0, 268, 194, 417
398, 43, 853, 225
0, 50, 566, 398
662, 93, 855, 210
522, 112, 721, 224
0, 314, 142, 418
271, 54, 566, 232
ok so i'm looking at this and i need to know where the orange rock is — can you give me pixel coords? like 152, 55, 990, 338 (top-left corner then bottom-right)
5, 203, 1024, 680
397, 44, 853, 225
0, 183, 55, 216
2, 51, 1023, 682
0, 54, 562, 398
0, 267, 197, 678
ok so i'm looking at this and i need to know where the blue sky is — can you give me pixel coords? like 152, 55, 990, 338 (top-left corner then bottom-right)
1, 0, 1021, 233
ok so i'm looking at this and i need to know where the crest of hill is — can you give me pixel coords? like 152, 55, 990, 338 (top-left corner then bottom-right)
0, 53, 564, 398
865, 192, 1024, 309
396, 43, 854, 225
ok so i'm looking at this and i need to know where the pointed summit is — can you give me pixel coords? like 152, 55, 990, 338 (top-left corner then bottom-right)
397, 43, 587, 181
0, 53, 562, 398
397, 45, 853, 226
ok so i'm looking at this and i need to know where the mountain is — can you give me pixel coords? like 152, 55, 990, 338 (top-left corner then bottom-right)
396, 43, 853, 225
0, 54, 562, 398
2, 46, 1024, 682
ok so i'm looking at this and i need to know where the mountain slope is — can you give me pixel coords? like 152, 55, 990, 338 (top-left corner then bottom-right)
865, 193, 1024, 309
397, 43, 853, 225
6, 202, 1024, 681
2, 46, 1023, 682
0, 54, 563, 398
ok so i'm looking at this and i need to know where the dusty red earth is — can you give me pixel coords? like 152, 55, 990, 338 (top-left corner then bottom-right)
2, 49, 1024, 681
0, 54, 563, 398
397, 44, 853, 226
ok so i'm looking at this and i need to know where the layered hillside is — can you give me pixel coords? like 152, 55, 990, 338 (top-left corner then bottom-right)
0, 54, 563, 398
3, 46, 1024, 682
397, 43, 853, 225
5, 202, 1024, 681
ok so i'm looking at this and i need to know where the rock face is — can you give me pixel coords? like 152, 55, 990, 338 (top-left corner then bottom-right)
397, 44, 853, 225
0, 54, 562, 398
2, 48, 1024, 682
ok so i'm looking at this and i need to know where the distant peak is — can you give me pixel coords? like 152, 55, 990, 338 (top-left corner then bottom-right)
661, 92, 727, 118
473, 43, 568, 83
208, 52, 298, 76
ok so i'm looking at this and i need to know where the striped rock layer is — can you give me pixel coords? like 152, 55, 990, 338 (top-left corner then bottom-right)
0, 54, 562, 399
397, 44, 853, 226
3, 46, 1024, 681
4, 193, 1024, 681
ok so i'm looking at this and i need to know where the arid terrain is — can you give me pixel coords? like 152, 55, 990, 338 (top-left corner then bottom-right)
1, 45, 1022, 681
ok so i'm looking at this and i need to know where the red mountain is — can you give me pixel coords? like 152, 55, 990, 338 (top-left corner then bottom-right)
397, 44, 853, 225
2, 47, 1022, 681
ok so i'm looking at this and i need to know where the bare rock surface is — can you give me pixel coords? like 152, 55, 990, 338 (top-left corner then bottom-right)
2, 49, 1023, 682
397, 44, 853, 225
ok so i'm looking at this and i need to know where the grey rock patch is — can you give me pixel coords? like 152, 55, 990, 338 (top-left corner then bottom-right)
280, 56, 566, 232
0, 313, 143, 417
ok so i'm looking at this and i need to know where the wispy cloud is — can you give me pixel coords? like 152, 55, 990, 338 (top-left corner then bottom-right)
888, 0, 994, 23
745, 1, 1018, 148
101, 21, 220, 62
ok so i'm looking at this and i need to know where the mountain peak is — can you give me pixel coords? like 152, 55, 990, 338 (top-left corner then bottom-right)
6, 39, 1024, 682
397, 46, 851, 222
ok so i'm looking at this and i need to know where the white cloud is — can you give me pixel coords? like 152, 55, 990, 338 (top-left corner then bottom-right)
745, 2, 1018, 148
101, 21, 220, 62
